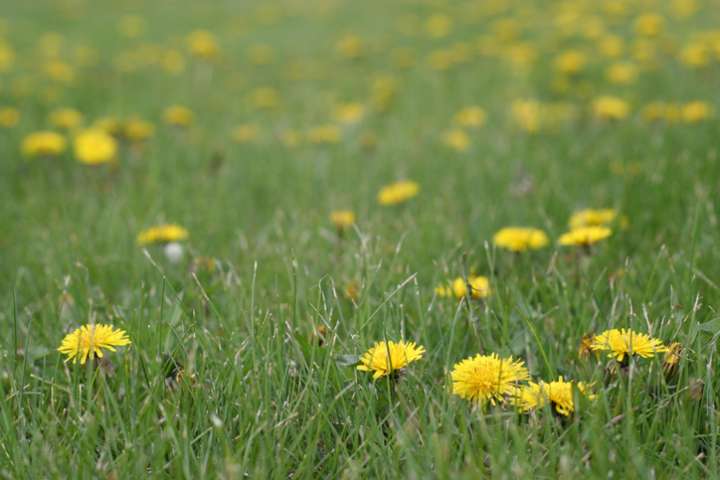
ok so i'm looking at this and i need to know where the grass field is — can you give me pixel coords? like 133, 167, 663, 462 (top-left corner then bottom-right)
2, 0, 720, 477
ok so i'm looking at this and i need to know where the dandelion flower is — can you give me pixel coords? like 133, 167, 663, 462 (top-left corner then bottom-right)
377, 180, 419, 206
515, 377, 595, 416
58, 324, 131, 364
334, 103, 365, 124
49, 108, 84, 130
74, 129, 118, 165
452, 276, 490, 299
0, 107, 20, 127
454, 106, 486, 128
493, 227, 549, 252
357, 340, 425, 380
442, 129, 470, 152
187, 30, 219, 59
569, 208, 617, 229
592, 96, 630, 120
330, 210, 355, 231
124, 117, 155, 142
232, 124, 260, 144
591, 328, 668, 362
137, 224, 189, 246
21, 131, 66, 158
558, 226, 611, 247
451, 353, 529, 405
163, 105, 194, 127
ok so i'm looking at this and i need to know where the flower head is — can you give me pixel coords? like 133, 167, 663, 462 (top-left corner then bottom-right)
558, 226, 612, 247
377, 180, 419, 206
454, 106, 486, 128
330, 210, 355, 231
451, 353, 529, 405
515, 377, 595, 416
163, 105, 194, 127
357, 340, 425, 380
137, 224, 189, 246
569, 208, 617, 229
591, 328, 668, 362
493, 227, 549, 252
58, 324, 131, 364
21, 131, 66, 158
124, 117, 155, 142
49, 108, 84, 130
0, 107, 20, 127
592, 96, 630, 120
74, 128, 118, 165
187, 30, 219, 59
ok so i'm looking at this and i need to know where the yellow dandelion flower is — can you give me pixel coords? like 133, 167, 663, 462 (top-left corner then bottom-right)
187, 30, 219, 59
442, 129, 470, 152
21, 131, 66, 158
377, 180, 419, 206
592, 96, 630, 120
335, 34, 364, 59
451, 353, 529, 405
558, 226, 612, 247
569, 208, 617, 229
232, 124, 260, 144
450, 276, 490, 300
634, 13, 664, 37
425, 14, 452, 38
682, 101, 712, 123
124, 117, 155, 142
137, 224, 189, 246
0, 107, 20, 127
334, 103, 365, 124
330, 210, 355, 231
57, 324, 131, 365
453, 106, 486, 128
515, 377, 595, 417
249, 87, 279, 110
511, 99, 541, 133
163, 105, 194, 127
606, 62, 638, 85
493, 227, 549, 252
49, 108, 84, 130
590, 328, 669, 362
306, 125, 341, 144
357, 341, 425, 380
554, 50, 586, 75
73, 129, 118, 165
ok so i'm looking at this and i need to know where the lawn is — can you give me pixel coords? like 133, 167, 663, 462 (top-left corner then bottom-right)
1, 0, 720, 478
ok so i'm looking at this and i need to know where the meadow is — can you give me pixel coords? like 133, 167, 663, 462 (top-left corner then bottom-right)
1, 0, 720, 477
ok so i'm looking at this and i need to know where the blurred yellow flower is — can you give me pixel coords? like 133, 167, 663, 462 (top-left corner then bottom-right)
592, 96, 630, 120
554, 50, 586, 75
0, 41, 14, 72
334, 103, 365, 124
493, 227, 549, 252
453, 106, 486, 128
606, 62, 638, 85
58, 324, 131, 365
187, 30, 219, 59
425, 14, 452, 38
137, 224, 189, 246
682, 101, 712, 123
635, 13, 664, 37
0, 107, 19, 127
442, 129, 470, 152
511, 99, 541, 133
94, 116, 122, 136
377, 180, 419, 206
74, 129, 118, 165
124, 117, 155, 142
232, 124, 260, 143
569, 208, 617, 229
558, 226, 612, 247
163, 105, 194, 127
357, 340, 425, 380
249, 87, 279, 109
49, 108, 84, 130
21, 131, 66, 158
330, 210, 355, 231
335, 34, 364, 59
451, 353, 529, 405
307, 125, 341, 144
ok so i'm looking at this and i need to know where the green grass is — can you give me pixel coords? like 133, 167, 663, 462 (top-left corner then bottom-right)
2, 0, 720, 477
